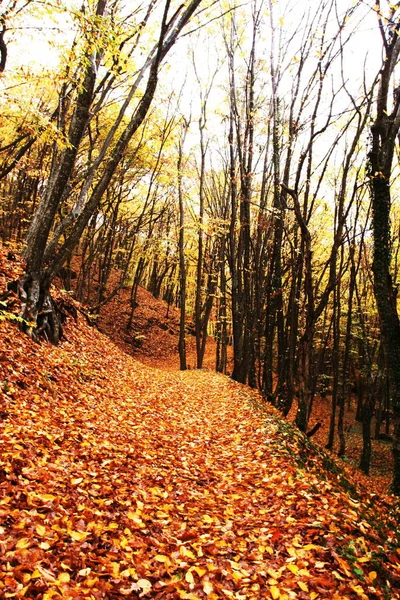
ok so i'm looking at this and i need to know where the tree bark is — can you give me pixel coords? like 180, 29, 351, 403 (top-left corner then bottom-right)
368, 5, 400, 493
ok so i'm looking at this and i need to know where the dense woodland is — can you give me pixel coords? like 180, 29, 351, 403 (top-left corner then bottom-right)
2, 0, 400, 493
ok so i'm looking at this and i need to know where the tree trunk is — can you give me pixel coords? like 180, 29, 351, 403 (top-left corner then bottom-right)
177, 124, 188, 371
368, 6, 400, 493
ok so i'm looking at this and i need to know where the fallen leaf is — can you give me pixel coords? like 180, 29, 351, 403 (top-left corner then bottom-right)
269, 585, 280, 599
203, 581, 213, 595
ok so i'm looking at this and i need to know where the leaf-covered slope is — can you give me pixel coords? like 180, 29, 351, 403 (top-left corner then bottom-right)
97, 283, 216, 371
0, 249, 400, 599
1, 313, 399, 600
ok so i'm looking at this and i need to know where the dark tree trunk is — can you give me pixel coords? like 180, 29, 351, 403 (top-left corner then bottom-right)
368, 8, 400, 492
360, 391, 376, 475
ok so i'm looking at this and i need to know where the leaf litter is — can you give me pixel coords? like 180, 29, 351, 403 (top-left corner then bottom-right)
0, 248, 400, 599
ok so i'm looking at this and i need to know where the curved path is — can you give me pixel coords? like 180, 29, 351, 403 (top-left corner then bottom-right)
0, 317, 397, 599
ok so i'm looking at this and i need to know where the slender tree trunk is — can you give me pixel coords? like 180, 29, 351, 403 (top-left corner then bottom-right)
177, 124, 188, 371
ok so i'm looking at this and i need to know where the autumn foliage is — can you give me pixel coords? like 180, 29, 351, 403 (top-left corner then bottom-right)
0, 246, 399, 599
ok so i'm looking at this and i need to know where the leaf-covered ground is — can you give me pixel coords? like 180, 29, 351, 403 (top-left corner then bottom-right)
1, 248, 400, 599
96, 279, 395, 496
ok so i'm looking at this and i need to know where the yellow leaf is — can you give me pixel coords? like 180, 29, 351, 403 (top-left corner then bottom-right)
178, 591, 201, 600
38, 494, 56, 502
120, 569, 131, 578
298, 581, 308, 592
180, 546, 196, 559
71, 477, 83, 485
127, 512, 145, 527
70, 530, 88, 541
16, 537, 31, 549
78, 568, 91, 576
31, 569, 42, 579
270, 585, 280, 599
185, 570, 195, 583
203, 581, 213, 595
36, 524, 46, 536
351, 584, 368, 598
287, 564, 299, 575
267, 569, 280, 580
203, 515, 213, 523
155, 554, 170, 563
310, 593, 319, 600
368, 571, 377, 582
58, 572, 70, 583
194, 567, 206, 577
40, 542, 51, 550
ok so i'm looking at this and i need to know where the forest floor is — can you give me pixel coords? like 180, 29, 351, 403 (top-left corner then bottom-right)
96, 276, 394, 496
1, 245, 400, 599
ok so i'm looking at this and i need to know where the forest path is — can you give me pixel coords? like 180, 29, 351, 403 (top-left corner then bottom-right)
1, 310, 399, 599
110, 367, 335, 598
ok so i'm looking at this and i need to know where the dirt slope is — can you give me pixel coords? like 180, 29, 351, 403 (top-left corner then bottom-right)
97, 284, 219, 371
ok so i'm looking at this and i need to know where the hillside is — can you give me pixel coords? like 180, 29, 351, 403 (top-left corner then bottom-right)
1, 247, 400, 599
97, 284, 215, 371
